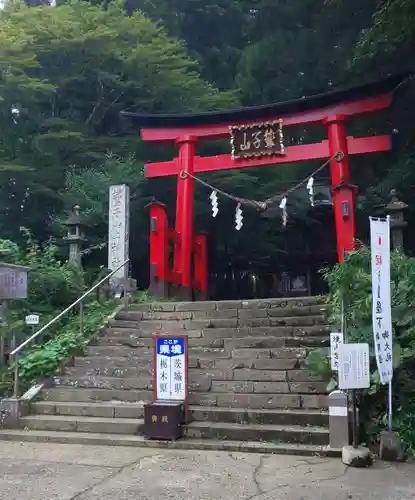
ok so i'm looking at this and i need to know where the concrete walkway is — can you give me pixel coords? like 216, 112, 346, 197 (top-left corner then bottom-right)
1, 442, 415, 500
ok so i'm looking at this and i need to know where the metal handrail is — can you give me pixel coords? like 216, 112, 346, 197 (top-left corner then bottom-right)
11, 259, 130, 397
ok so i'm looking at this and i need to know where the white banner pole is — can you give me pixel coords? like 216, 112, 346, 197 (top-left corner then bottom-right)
370, 215, 393, 432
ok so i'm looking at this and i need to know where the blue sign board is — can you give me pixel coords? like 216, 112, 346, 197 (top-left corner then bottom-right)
155, 336, 187, 401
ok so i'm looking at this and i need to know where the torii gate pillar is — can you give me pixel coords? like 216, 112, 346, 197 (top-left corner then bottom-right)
326, 115, 358, 262
174, 136, 197, 299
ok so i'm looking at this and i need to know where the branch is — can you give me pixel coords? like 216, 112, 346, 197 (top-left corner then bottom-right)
101, 92, 124, 122
85, 76, 105, 126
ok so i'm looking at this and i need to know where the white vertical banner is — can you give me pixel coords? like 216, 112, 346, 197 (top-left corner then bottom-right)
370, 217, 393, 385
108, 185, 130, 281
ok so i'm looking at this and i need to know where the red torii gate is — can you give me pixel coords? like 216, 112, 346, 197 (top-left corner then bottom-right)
123, 75, 405, 299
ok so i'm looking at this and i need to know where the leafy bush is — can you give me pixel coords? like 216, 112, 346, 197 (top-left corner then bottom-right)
17, 301, 115, 388
0, 231, 85, 346
0, 301, 116, 397
0, 231, 118, 397
307, 248, 415, 453
0, 366, 13, 397
132, 290, 178, 303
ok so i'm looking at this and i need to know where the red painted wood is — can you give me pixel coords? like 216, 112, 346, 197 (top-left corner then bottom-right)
173, 177, 184, 276
327, 116, 350, 184
141, 94, 391, 142
148, 202, 169, 281
145, 135, 391, 178
347, 134, 390, 155
326, 118, 356, 262
177, 138, 196, 289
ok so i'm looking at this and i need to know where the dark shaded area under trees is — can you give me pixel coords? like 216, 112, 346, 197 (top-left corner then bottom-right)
0, 0, 414, 297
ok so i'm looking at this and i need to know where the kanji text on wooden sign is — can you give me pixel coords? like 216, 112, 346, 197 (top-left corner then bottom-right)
230, 120, 285, 160
155, 336, 188, 401
330, 332, 344, 371
0, 264, 29, 300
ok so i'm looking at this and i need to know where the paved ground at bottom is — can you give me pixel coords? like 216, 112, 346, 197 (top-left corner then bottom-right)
1, 442, 415, 500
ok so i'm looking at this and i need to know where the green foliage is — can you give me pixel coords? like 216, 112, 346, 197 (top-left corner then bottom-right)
0, 0, 236, 244
0, 365, 12, 396
354, 0, 415, 62
0, 286, 173, 397
17, 300, 115, 388
305, 348, 340, 392
132, 289, 178, 303
0, 231, 85, 344
322, 248, 415, 361
309, 248, 415, 453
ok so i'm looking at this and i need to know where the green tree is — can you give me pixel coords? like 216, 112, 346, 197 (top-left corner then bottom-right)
0, 0, 236, 243
126, 0, 252, 90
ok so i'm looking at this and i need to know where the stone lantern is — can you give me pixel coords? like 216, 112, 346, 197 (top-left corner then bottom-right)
385, 189, 408, 252
64, 205, 85, 265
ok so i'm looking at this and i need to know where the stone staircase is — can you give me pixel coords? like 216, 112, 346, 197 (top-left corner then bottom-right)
0, 297, 336, 455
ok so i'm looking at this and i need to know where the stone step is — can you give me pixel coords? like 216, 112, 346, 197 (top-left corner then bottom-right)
20, 414, 144, 435
85, 345, 314, 360
85, 346, 230, 358
65, 366, 154, 378
41, 387, 328, 408
53, 375, 327, 394
74, 355, 308, 371
190, 406, 328, 427
41, 387, 153, 403
118, 310, 327, 323
115, 310, 326, 326
107, 321, 330, 337
96, 335, 328, 350
32, 401, 328, 426
31, 401, 145, 419
284, 337, 329, 348
128, 297, 323, 313
53, 375, 153, 390
0, 429, 339, 457
22, 412, 327, 445
97, 335, 220, 348
188, 392, 328, 409
103, 325, 329, 340
221, 336, 323, 350
185, 421, 329, 445
74, 356, 154, 368
63, 366, 323, 383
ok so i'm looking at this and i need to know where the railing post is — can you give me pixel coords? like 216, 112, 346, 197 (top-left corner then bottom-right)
123, 275, 129, 308
13, 354, 19, 398
0, 335, 4, 365
79, 300, 84, 335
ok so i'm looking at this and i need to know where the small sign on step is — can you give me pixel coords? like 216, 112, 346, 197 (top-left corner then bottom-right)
330, 332, 344, 371
25, 314, 40, 326
338, 343, 370, 390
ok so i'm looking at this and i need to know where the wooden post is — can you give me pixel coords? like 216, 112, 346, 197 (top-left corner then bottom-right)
147, 201, 169, 298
